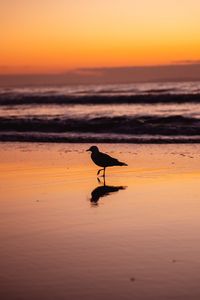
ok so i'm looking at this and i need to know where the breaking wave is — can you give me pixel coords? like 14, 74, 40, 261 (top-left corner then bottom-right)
0, 82, 200, 143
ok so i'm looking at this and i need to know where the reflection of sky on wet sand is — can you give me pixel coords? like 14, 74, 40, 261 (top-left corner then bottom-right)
0, 143, 200, 300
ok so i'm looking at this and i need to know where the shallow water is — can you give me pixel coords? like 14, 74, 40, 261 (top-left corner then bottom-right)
0, 143, 200, 299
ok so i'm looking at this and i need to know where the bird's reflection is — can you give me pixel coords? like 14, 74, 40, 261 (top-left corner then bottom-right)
90, 177, 127, 205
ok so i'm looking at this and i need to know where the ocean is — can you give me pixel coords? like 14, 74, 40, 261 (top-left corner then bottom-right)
0, 81, 200, 143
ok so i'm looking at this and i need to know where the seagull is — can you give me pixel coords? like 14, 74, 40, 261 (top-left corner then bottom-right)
86, 145, 127, 176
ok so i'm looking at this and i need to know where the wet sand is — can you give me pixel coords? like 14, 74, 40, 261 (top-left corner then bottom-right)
0, 143, 200, 300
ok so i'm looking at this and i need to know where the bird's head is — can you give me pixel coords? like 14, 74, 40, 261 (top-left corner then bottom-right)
86, 146, 99, 153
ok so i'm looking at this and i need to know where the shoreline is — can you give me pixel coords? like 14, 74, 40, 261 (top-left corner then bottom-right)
0, 135, 200, 144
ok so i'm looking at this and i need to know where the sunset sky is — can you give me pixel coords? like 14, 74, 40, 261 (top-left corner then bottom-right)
1, 0, 200, 73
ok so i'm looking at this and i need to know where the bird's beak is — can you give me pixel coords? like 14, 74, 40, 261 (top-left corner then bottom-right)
86, 148, 90, 152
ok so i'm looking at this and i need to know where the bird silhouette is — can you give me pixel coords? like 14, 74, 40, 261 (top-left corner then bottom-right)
90, 177, 127, 205
86, 145, 127, 176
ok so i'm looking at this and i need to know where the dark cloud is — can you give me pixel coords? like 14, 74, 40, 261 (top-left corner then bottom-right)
1, 63, 200, 87
173, 60, 200, 64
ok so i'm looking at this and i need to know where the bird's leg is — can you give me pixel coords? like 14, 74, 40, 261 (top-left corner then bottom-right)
97, 168, 104, 176
103, 167, 106, 177
97, 176, 106, 185
103, 175, 106, 186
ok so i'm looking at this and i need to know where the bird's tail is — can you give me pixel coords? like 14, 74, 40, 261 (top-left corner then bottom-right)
118, 161, 128, 166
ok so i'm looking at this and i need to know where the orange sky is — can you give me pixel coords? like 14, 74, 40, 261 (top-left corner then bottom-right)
1, 0, 200, 73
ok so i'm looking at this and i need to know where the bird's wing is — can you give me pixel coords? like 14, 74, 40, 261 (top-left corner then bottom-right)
98, 152, 122, 166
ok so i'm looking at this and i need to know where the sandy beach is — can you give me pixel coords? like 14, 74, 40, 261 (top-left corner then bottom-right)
0, 143, 200, 300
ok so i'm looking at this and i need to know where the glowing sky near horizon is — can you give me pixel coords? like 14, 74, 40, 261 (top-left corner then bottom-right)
1, 0, 200, 73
